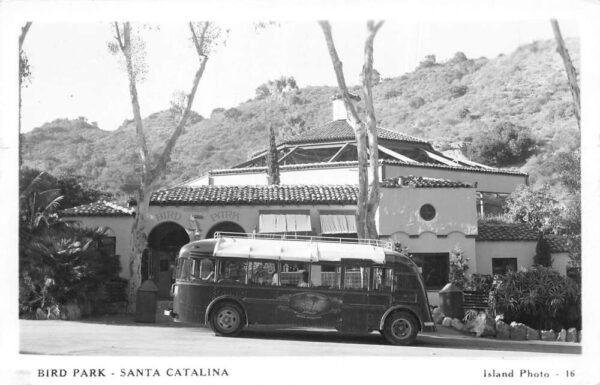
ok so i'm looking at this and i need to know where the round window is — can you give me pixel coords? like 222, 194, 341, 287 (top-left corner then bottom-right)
419, 204, 436, 221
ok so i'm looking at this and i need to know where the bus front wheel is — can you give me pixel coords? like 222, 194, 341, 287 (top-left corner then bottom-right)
382, 311, 418, 346
210, 303, 244, 337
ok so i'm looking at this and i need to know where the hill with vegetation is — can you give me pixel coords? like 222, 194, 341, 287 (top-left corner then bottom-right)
21, 38, 579, 199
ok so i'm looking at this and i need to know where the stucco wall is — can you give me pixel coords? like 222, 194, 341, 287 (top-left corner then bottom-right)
475, 241, 536, 275
63, 216, 134, 280
379, 187, 478, 237
146, 204, 357, 240
382, 164, 527, 194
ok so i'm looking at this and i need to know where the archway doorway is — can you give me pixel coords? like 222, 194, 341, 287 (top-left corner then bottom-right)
205, 221, 245, 239
145, 221, 190, 298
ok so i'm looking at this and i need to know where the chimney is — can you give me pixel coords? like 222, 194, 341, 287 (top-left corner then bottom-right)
331, 93, 361, 121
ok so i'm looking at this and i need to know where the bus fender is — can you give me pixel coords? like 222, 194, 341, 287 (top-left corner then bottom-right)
205, 296, 249, 326
379, 306, 422, 331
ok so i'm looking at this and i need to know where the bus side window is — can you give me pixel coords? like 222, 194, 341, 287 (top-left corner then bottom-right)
310, 263, 340, 289
191, 258, 215, 281
249, 261, 277, 286
372, 267, 392, 292
280, 262, 308, 287
218, 259, 248, 284
343, 266, 370, 290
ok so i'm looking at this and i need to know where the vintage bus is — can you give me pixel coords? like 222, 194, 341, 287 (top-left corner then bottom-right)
167, 233, 434, 345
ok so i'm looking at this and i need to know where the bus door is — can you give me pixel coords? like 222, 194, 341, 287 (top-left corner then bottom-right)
340, 260, 371, 332
368, 266, 394, 329
244, 261, 279, 324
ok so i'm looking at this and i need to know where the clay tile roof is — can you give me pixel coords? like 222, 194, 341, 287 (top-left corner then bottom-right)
281, 120, 428, 146
476, 223, 538, 241
545, 235, 571, 253
381, 175, 475, 188
149, 185, 360, 206
60, 201, 134, 217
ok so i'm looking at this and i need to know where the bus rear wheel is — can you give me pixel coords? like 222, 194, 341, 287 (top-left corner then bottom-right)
382, 311, 418, 346
210, 303, 244, 337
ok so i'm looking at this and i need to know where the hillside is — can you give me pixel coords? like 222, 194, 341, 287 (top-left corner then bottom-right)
21, 38, 579, 198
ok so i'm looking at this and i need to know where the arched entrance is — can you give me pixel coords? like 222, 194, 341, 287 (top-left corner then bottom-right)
145, 221, 190, 298
205, 221, 245, 239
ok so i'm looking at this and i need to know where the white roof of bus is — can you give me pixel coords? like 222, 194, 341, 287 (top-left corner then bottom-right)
213, 237, 386, 264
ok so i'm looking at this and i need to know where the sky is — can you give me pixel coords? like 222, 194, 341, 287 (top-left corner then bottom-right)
20, 20, 578, 132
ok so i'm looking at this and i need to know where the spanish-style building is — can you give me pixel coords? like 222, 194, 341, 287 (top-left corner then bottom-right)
61, 96, 567, 305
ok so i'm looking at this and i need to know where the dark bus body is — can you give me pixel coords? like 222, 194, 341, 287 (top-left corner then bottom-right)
169, 236, 434, 345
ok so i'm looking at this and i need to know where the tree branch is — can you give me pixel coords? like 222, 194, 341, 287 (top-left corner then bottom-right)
19, 22, 32, 50
149, 26, 210, 183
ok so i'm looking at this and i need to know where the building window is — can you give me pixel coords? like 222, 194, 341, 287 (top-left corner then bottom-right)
258, 212, 311, 233
419, 204, 436, 221
99, 236, 116, 255
492, 258, 517, 275
410, 253, 449, 290
319, 212, 357, 235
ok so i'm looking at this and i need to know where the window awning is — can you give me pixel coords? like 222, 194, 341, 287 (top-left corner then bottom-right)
259, 213, 312, 233
319, 213, 357, 234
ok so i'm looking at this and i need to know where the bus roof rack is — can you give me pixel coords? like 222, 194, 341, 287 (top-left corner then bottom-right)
213, 231, 394, 251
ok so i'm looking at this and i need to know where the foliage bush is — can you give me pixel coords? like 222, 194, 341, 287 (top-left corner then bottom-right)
489, 266, 581, 330
464, 274, 493, 292
409, 96, 425, 109
504, 184, 564, 234
19, 170, 125, 318
448, 246, 469, 290
19, 225, 125, 317
449, 85, 468, 98
384, 89, 402, 99
470, 121, 536, 166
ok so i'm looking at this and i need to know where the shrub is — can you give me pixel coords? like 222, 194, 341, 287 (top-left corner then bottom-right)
465, 274, 493, 292
418, 54, 437, 69
449, 246, 469, 290
224, 108, 242, 120
384, 89, 402, 100
449, 85, 468, 98
19, 226, 124, 317
409, 96, 426, 109
470, 121, 536, 166
489, 266, 581, 330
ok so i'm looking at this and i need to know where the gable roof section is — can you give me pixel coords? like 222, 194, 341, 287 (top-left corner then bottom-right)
280, 120, 429, 146
60, 201, 134, 217
476, 224, 538, 241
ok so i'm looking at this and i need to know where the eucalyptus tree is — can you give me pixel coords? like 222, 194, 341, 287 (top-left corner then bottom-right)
109, 22, 226, 309
550, 19, 580, 129
318, 20, 384, 239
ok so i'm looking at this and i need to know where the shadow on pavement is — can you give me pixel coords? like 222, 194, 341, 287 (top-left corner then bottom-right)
238, 326, 581, 355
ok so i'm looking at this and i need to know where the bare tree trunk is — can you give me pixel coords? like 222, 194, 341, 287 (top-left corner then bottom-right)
113, 22, 212, 311
319, 21, 369, 239
19, 22, 32, 165
551, 19, 580, 129
362, 21, 384, 239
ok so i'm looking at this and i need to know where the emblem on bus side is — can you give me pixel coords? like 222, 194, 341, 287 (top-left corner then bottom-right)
287, 292, 340, 318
